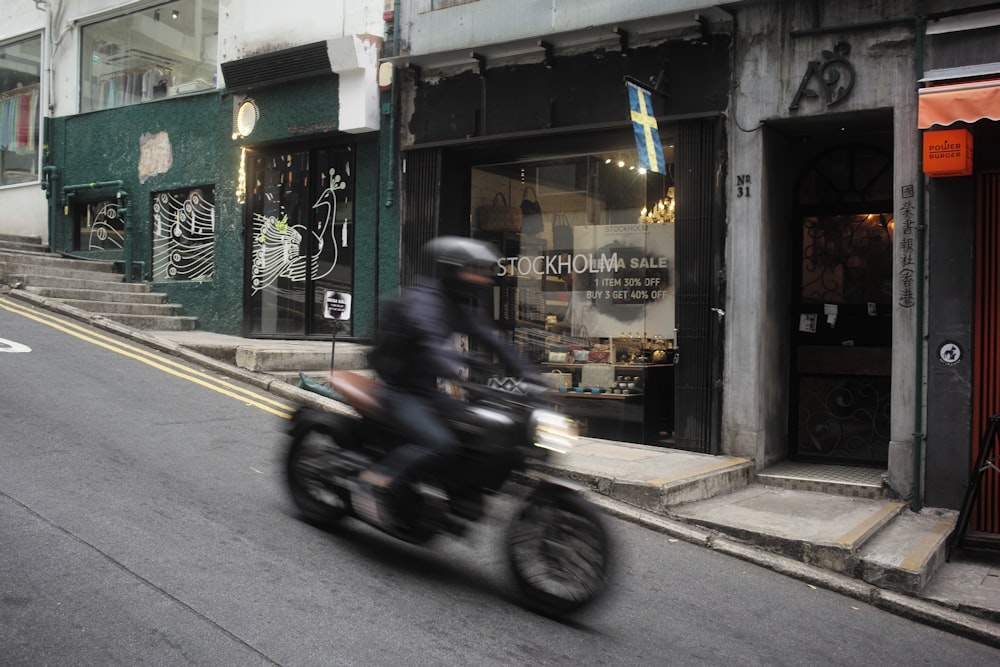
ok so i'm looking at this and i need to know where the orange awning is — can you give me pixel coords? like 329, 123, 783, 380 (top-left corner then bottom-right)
918, 79, 1000, 129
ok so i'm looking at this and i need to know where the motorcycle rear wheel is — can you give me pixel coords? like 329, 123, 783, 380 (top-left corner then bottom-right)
285, 428, 352, 527
506, 488, 611, 617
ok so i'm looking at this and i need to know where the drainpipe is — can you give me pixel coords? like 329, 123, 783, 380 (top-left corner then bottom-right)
911, 21, 926, 512
40, 143, 58, 250
383, 0, 400, 210
116, 190, 133, 283
791, 16, 927, 511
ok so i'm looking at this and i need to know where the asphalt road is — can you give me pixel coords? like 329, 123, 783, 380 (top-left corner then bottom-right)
2, 299, 999, 666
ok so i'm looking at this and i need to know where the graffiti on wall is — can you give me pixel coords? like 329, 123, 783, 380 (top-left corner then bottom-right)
250, 167, 347, 294
152, 187, 215, 281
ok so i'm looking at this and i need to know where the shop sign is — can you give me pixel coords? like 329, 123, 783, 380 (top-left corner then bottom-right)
789, 43, 856, 111
923, 129, 973, 177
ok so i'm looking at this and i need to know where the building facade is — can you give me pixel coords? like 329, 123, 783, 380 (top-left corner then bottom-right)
2, 0, 389, 336
388, 0, 1000, 531
3, 1, 998, 527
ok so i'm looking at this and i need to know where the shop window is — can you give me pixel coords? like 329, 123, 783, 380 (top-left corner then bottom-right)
80, 0, 219, 113
0, 34, 42, 186
152, 185, 215, 281
471, 147, 677, 445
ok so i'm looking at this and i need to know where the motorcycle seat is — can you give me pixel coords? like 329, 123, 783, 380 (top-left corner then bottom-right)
330, 371, 384, 420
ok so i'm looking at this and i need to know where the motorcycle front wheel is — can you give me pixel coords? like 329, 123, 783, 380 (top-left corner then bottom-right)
506, 487, 612, 617
285, 427, 353, 527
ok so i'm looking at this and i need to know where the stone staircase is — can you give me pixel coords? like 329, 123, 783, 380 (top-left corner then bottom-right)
669, 464, 957, 598
0, 233, 197, 331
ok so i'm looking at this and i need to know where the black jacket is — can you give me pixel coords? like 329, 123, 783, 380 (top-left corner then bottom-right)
369, 277, 535, 396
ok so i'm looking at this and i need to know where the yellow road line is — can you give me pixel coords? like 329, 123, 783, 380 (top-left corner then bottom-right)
0, 297, 295, 419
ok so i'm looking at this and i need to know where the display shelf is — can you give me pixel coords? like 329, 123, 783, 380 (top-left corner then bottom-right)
544, 362, 674, 445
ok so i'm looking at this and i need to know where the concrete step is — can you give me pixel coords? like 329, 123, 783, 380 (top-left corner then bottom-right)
670, 485, 906, 575
539, 441, 753, 510
857, 508, 957, 595
12, 273, 149, 293
24, 285, 165, 303
49, 298, 183, 317
100, 313, 199, 331
0, 233, 43, 246
0, 239, 50, 254
756, 461, 889, 499
234, 342, 371, 372
0, 252, 118, 275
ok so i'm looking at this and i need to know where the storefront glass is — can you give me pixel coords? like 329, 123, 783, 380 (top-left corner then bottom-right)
247, 143, 355, 337
471, 146, 677, 445
0, 34, 41, 186
80, 0, 219, 113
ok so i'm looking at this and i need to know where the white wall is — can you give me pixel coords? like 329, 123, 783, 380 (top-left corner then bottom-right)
218, 0, 384, 62
402, 0, 738, 55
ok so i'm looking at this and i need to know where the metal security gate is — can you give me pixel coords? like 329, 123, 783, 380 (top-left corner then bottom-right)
673, 117, 726, 453
972, 169, 1000, 536
401, 148, 442, 286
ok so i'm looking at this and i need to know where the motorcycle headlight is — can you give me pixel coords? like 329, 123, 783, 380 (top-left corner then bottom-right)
529, 409, 579, 454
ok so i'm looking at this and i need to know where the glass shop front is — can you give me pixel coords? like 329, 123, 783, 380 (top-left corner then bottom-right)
470, 142, 678, 445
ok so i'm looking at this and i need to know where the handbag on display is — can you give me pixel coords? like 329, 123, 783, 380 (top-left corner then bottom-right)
477, 192, 522, 232
548, 343, 569, 364
581, 363, 615, 391
541, 370, 573, 390
520, 187, 543, 235
487, 375, 528, 394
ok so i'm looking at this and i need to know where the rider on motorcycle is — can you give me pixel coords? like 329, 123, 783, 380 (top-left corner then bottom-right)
359, 236, 542, 529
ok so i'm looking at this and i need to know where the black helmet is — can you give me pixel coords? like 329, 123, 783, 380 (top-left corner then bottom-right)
422, 236, 500, 285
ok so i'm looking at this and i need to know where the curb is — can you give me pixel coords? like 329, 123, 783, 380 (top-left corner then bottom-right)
583, 492, 1000, 649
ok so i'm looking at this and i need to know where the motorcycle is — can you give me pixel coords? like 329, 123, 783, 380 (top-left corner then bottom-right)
284, 368, 612, 617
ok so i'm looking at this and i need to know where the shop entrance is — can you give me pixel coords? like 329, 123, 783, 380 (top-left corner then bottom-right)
789, 138, 894, 464
244, 144, 355, 338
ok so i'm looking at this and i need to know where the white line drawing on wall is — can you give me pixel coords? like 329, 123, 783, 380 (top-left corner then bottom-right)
251, 167, 347, 294
88, 202, 123, 251
152, 188, 215, 281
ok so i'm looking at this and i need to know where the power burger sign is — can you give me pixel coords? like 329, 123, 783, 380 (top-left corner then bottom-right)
923, 128, 973, 177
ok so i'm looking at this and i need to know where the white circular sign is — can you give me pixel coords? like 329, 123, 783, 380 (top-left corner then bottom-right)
938, 340, 962, 366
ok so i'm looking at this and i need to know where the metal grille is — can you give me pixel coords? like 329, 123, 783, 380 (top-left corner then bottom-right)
972, 170, 1000, 535
221, 42, 332, 93
673, 118, 724, 453
401, 148, 442, 286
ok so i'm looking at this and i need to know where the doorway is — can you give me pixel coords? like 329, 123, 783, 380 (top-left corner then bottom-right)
245, 143, 355, 338
789, 140, 894, 464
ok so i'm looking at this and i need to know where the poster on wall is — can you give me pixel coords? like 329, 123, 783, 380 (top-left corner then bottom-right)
567, 224, 675, 338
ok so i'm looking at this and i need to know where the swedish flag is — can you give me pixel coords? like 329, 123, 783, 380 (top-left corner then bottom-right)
627, 81, 665, 174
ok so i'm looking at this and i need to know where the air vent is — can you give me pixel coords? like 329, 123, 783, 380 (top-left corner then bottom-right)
221, 41, 333, 93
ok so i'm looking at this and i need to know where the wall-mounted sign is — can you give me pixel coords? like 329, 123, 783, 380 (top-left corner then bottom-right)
323, 290, 352, 321
789, 42, 856, 111
938, 340, 963, 367
923, 128, 973, 177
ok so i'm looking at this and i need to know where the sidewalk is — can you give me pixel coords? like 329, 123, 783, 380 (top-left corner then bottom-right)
4, 289, 999, 647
